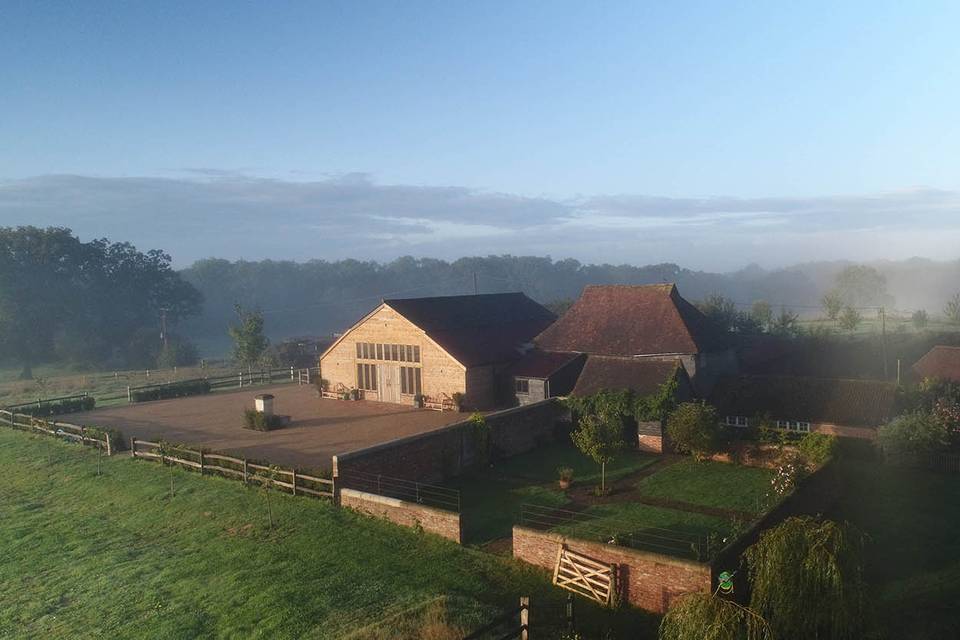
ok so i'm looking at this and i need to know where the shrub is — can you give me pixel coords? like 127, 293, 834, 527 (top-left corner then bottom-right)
878, 410, 949, 457
666, 401, 720, 459
17, 396, 96, 417
131, 379, 211, 402
87, 426, 128, 452
557, 466, 574, 483
243, 409, 285, 431
798, 432, 837, 467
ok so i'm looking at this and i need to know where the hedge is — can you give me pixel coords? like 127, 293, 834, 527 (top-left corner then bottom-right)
131, 379, 212, 403
16, 396, 96, 417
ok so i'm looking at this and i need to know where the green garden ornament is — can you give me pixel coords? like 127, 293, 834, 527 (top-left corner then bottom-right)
717, 571, 736, 595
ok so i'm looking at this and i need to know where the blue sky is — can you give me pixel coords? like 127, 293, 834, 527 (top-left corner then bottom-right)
2, 1, 959, 268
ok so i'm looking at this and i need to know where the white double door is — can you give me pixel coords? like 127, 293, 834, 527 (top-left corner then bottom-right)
378, 365, 401, 403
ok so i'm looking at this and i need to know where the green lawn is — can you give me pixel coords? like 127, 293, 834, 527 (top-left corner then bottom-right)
829, 460, 960, 639
634, 459, 774, 515
452, 443, 659, 545
0, 428, 658, 639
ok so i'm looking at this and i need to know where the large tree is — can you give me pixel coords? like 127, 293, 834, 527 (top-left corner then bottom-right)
0, 227, 202, 376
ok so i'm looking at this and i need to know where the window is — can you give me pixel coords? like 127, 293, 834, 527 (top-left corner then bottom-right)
391, 344, 399, 361
776, 420, 812, 433
376, 343, 383, 360
399, 344, 406, 362
357, 363, 378, 391
724, 416, 749, 428
399, 366, 422, 395
413, 345, 420, 363
356, 342, 362, 358
405, 345, 414, 362
515, 378, 530, 394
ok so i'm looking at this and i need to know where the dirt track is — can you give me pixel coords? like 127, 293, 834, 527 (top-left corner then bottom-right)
71, 384, 464, 471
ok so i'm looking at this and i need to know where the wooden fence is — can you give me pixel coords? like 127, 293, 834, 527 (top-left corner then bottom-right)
0, 409, 112, 454
130, 438, 334, 499
126, 366, 320, 402
462, 597, 529, 640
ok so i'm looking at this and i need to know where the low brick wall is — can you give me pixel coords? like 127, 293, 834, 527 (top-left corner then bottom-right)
333, 399, 563, 483
340, 488, 462, 543
512, 526, 711, 614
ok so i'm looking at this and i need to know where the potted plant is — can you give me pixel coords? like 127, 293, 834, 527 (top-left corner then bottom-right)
349, 388, 360, 401
557, 466, 574, 490
341, 390, 351, 401
413, 393, 425, 408
451, 392, 465, 412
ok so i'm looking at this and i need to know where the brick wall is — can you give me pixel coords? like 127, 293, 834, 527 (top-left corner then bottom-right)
512, 526, 711, 614
333, 399, 563, 483
340, 488, 462, 543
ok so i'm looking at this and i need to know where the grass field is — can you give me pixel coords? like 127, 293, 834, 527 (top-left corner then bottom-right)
0, 428, 659, 639
829, 459, 960, 640
452, 443, 659, 544
633, 459, 774, 515
452, 443, 767, 556
0, 362, 241, 408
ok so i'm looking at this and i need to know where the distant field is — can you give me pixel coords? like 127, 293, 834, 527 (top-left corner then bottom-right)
0, 428, 659, 639
0, 362, 248, 408
797, 316, 960, 337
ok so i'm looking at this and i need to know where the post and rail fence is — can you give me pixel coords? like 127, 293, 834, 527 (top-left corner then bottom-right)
129, 437, 334, 500
125, 366, 320, 403
462, 597, 529, 640
0, 409, 112, 454
336, 468, 461, 512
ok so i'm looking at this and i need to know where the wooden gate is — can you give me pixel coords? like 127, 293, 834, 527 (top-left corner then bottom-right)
552, 545, 617, 606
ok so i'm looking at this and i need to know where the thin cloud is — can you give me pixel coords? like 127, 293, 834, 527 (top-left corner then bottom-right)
0, 174, 957, 270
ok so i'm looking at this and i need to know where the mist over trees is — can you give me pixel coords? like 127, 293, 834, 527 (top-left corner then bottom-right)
0, 227, 201, 377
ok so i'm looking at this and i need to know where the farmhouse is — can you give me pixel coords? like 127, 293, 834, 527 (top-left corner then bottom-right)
709, 374, 897, 439
912, 345, 960, 383
511, 283, 734, 404
318, 293, 555, 410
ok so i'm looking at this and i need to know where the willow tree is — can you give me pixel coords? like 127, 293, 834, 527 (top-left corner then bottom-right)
745, 516, 865, 640
660, 593, 772, 640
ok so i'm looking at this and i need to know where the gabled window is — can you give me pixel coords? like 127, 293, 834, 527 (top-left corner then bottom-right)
515, 378, 530, 394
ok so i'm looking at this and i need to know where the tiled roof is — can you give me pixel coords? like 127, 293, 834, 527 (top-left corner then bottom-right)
535, 284, 728, 356
913, 346, 960, 383
571, 356, 683, 397
709, 374, 897, 428
509, 350, 585, 378
385, 293, 556, 367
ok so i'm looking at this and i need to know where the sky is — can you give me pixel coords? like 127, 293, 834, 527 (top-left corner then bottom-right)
1, 1, 959, 270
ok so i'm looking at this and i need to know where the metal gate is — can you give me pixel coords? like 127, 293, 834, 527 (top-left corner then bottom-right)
552, 545, 617, 606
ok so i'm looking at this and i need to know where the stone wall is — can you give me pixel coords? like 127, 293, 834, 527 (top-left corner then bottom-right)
340, 488, 462, 543
333, 399, 564, 483
512, 526, 712, 614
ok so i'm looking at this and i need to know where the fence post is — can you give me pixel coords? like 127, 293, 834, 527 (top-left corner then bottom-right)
127, 386, 131, 403
243, 459, 248, 483
290, 366, 294, 381
239, 372, 243, 388
291, 469, 297, 496
520, 597, 529, 640
131, 437, 137, 458
199, 451, 205, 475
105, 432, 112, 456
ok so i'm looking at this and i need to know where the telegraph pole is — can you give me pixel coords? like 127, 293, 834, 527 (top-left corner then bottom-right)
159, 308, 169, 349
880, 306, 888, 379
473, 272, 479, 295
